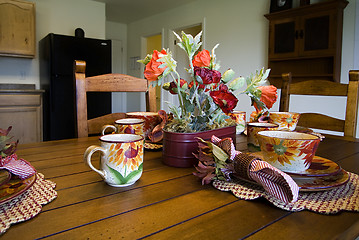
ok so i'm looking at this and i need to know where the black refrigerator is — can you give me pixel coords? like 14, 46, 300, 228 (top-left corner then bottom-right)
39, 33, 112, 141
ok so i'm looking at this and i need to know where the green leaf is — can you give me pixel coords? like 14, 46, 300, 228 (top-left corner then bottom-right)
107, 165, 126, 184
123, 163, 143, 183
208, 142, 229, 163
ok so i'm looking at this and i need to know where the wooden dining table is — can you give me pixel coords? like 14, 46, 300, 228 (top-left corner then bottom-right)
1, 134, 359, 239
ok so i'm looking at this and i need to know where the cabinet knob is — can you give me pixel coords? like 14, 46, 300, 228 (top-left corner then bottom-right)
299, 30, 304, 39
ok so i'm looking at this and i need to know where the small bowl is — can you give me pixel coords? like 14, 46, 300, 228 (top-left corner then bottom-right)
247, 122, 278, 152
269, 112, 300, 131
257, 130, 320, 173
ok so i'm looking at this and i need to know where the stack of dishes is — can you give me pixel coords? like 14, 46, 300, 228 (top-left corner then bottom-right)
0, 170, 36, 204
286, 156, 349, 192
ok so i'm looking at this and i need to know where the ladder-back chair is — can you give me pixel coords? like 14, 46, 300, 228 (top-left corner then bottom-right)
279, 71, 359, 138
74, 60, 157, 138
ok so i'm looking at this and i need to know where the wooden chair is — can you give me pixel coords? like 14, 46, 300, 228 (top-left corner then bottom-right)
279, 71, 359, 138
74, 60, 157, 138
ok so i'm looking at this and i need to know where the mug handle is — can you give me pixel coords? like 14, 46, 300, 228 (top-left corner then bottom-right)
101, 125, 116, 135
84, 145, 107, 179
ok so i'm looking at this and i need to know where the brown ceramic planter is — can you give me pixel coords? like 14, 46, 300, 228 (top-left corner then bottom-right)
162, 125, 236, 168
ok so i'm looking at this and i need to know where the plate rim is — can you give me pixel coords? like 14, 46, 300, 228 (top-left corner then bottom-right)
0, 170, 11, 188
0, 173, 37, 205
284, 155, 342, 177
232, 168, 349, 192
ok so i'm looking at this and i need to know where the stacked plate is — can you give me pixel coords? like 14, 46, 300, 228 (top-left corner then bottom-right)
0, 170, 36, 204
286, 156, 349, 192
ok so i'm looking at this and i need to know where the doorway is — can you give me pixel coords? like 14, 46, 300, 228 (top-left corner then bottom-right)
145, 33, 162, 111
163, 24, 203, 112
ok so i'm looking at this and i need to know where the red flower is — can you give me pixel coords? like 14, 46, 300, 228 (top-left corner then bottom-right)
192, 49, 211, 67
194, 66, 221, 84
144, 49, 167, 81
253, 85, 278, 112
210, 89, 238, 113
169, 79, 187, 94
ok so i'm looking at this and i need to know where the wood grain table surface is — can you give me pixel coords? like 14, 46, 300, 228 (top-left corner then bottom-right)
2, 134, 359, 240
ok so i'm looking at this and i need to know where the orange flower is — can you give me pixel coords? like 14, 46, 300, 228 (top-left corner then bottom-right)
254, 85, 277, 112
192, 49, 211, 67
144, 49, 167, 81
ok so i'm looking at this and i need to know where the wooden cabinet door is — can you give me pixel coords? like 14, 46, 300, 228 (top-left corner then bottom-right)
268, 17, 299, 59
299, 10, 337, 57
0, 0, 35, 58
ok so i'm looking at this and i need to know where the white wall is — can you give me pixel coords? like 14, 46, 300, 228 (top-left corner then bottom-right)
0, 0, 106, 89
126, 0, 358, 137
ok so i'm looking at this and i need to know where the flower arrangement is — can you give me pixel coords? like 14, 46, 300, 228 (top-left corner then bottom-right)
139, 31, 277, 133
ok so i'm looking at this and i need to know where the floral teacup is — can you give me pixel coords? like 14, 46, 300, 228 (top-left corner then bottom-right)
84, 134, 144, 187
126, 112, 161, 138
256, 130, 320, 173
101, 118, 145, 137
269, 112, 300, 131
227, 111, 246, 134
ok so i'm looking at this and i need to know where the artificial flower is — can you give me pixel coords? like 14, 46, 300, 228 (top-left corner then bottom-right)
139, 31, 274, 133
253, 85, 278, 112
210, 89, 238, 114
169, 79, 187, 94
194, 66, 221, 84
192, 49, 211, 67
144, 49, 167, 81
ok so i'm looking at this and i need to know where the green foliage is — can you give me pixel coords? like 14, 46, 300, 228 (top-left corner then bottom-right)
0, 127, 18, 158
107, 163, 143, 185
139, 31, 273, 133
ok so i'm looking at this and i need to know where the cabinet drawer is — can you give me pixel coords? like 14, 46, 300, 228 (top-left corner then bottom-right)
0, 94, 41, 106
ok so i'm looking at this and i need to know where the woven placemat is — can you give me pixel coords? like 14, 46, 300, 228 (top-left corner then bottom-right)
0, 173, 57, 234
213, 172, 359, 214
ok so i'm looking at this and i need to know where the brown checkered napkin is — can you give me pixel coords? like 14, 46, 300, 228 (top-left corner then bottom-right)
232, 152, 299, 203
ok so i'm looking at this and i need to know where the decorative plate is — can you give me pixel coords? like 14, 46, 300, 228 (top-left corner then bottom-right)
0, 173, 37, 204
144, 142, 162, 151
232, 168, 349, 192
0, 170, 11, 187
292, 169, 350, 192
294, 126, 313, 133
285, 156, 341, 177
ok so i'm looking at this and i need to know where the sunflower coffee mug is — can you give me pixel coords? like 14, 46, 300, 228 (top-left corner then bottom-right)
101, 118, 145, 137
125, 112, 161, 138
84, 134, 144, 187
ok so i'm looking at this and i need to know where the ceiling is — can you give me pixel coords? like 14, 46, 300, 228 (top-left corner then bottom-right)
92, 0, 197, 24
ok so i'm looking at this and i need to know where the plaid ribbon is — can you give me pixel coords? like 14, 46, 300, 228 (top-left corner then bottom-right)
211, 136, 299, 203
0, 154, 36, 179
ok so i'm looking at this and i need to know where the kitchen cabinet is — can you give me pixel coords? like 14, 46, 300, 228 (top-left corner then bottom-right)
0, 84, 44, 144
265, 0, 348, 87
0, 0, 35, 58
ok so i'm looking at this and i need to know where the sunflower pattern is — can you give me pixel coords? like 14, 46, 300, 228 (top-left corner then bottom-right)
108, 141, 144, 172
259, 136, 319, 172
269, 112, 300, 131
117, 123, 144, 137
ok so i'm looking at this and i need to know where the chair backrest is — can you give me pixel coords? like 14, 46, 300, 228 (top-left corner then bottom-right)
74, 60, 157, 138
279, 71, 359, 138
